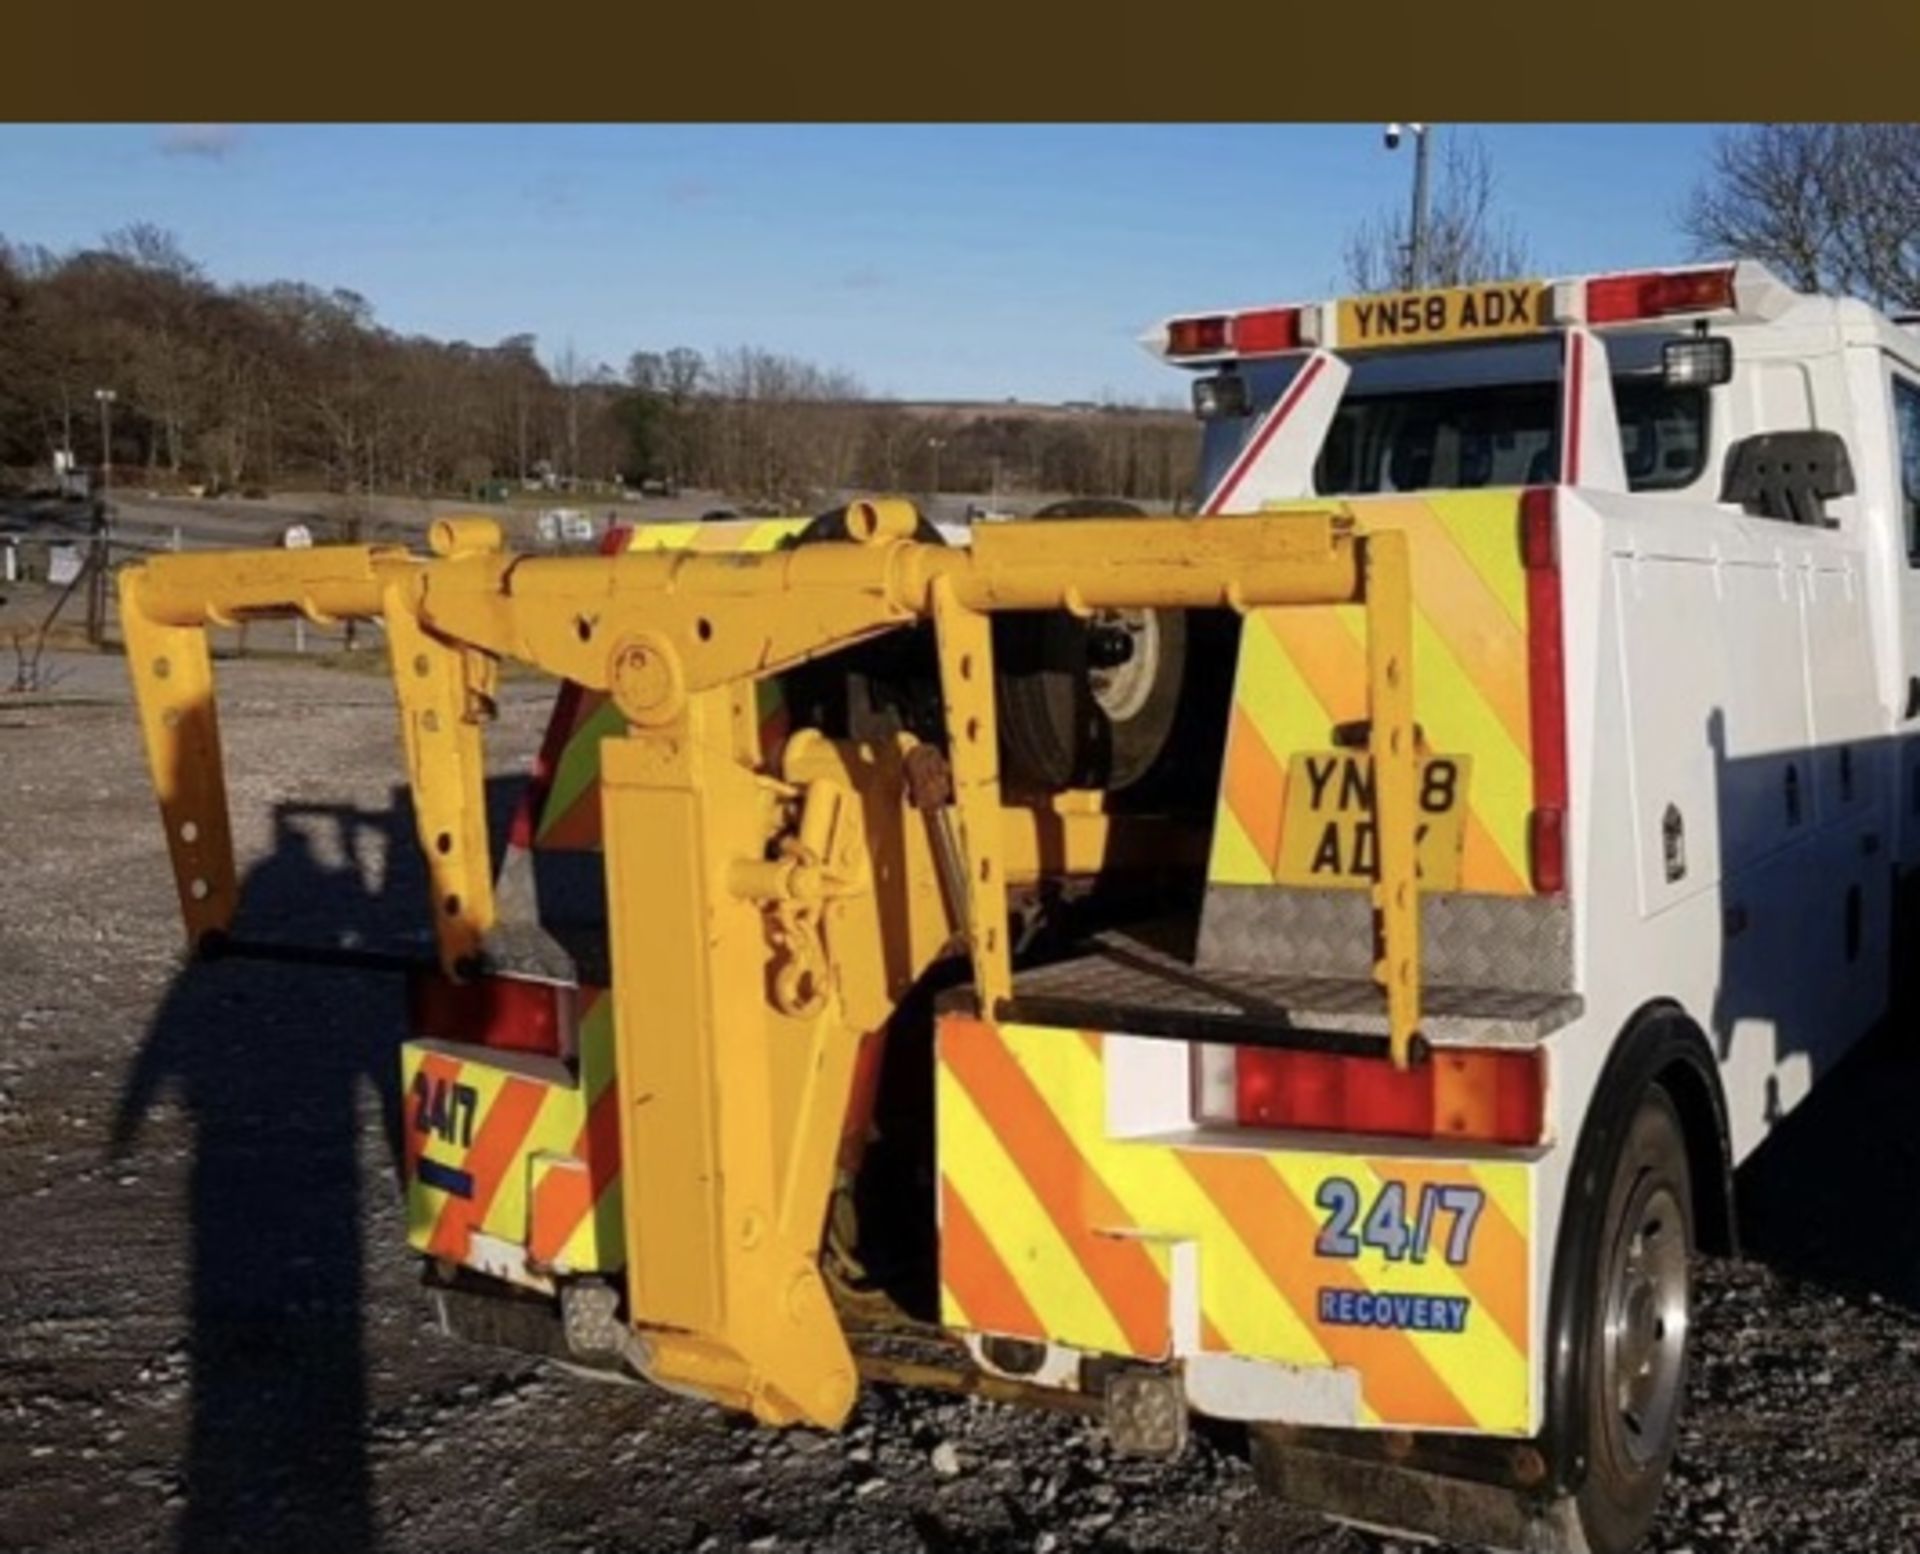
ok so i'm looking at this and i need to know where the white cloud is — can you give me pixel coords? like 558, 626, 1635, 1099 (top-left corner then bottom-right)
156, 124, 242, 160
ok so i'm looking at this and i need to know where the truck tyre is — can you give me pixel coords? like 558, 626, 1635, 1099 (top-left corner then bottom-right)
994, 499, 1188, 795
780, 506, 948, 747
1573, 1084, 1693, 1554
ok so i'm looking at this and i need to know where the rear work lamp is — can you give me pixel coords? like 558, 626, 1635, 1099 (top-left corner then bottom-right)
1661, 334, 1734, 388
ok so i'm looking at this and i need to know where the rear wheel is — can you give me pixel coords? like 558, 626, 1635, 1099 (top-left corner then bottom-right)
780, 506, 947, 746
1575, 1085, 1693, 1554
995, 499, 1205, 799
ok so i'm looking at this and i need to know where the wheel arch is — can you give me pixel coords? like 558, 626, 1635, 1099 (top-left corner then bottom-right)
1539, 998, 1732, 1501
1650, 1028, 1736, 1260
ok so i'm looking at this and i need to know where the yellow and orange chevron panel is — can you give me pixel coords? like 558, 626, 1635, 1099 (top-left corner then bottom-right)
1211, 492, 1537, 896
936, 1016, 1536, 1435
403, 988, 623, 1284
621, 518, 812, 555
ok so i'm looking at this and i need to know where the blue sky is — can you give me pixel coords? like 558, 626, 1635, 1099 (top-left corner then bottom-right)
0, 124, 1728, 402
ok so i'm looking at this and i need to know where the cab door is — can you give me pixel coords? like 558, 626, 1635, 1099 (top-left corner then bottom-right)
1884, 366, 1920, 875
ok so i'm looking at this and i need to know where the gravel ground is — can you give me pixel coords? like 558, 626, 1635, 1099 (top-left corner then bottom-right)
6, 652, 1920, 1554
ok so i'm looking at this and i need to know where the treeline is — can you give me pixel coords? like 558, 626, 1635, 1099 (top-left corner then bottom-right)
0, 226, 1198, 507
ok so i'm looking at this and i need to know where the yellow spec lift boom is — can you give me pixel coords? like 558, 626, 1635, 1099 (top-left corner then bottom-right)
117, 500, 1419, 1432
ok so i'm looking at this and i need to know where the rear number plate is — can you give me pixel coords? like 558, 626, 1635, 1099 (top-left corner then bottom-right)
1338, 281, 1548, 349
1274, 751, 1470, 889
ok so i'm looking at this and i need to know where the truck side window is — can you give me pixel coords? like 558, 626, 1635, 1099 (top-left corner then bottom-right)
1896, 376, 1920, 564
1615, 382, 1709, 491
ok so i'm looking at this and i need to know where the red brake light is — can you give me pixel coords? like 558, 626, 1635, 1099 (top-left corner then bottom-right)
1232, 307, 1302, 356
1530, 806, 1567, 895
1166, 307, 1303, 359
1585, 266, 1736, 325
1205, 1043, 1544, 1146
1167, 315, 1232, 357
408, 971, 574, 1058
1521, 486, 1569, 895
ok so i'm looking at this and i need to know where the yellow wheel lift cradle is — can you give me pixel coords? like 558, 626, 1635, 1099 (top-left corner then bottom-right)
117, 501, 1435, 1432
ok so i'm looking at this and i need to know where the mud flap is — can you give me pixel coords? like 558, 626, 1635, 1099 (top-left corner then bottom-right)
1251, 1428, 1589, 1554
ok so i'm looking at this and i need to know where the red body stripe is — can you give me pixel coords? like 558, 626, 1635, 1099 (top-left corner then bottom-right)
1561, 332, 1584, 485
1523, 488, 1569, 893
1204, 353, 1330, 513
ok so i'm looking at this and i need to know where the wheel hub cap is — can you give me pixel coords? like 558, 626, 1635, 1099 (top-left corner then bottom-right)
1602, 1179, 1688, 1469
1087, 608, 1159, 722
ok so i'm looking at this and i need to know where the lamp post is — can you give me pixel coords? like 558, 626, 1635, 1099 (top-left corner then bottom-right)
1385, 123, 1432, 290
927, 436, 946, 505
87, 388, 116, 647
95, 388, 115, 503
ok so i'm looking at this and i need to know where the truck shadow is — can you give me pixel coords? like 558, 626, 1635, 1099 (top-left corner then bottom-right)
1699, 708, 1920, 1307
110, 779, 524, 1554
1733, 1013, 1920, 1309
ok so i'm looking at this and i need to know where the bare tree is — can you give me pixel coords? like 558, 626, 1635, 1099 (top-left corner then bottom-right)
695, 346, 865, 507
551, 341, 587, 482
1684, 124, 1920, 310
662, 347, 703, 401
0, 225, 1202, 509
1343, 132, 1533, 293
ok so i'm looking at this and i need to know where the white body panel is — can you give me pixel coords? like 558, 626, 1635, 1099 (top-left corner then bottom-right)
1558, 493, 1889, 1163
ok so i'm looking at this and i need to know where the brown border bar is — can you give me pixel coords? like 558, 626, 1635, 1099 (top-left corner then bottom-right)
13, 0, 1919, 121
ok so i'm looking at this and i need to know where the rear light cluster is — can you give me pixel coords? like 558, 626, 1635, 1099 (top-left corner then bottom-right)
408, 970, 576, 1059
1194, 1042, 1545, 1146
1166, 306, 1303, 360
1585, 265, 1735, 325
1167, 315, 1230, 357
1521, 486, 1569, 894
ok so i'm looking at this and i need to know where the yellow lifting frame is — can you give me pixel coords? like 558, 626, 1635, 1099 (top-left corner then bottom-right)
116, 500, 1421, 1431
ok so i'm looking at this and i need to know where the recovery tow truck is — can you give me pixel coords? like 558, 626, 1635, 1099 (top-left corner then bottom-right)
119, 260, 1920, 1553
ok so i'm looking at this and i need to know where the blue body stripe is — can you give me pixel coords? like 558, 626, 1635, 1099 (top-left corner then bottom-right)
416, 1157, 474, 1199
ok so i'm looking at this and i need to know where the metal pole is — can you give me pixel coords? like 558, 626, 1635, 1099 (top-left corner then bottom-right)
342, 508, 363, 652
1408, 125, 1432, 290
98, 393, 111, 510
87, 389, 115, 647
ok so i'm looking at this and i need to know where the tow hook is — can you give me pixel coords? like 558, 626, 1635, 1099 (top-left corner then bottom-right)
561, 1278, 652, 1375
1104, 1369, 1188, 1459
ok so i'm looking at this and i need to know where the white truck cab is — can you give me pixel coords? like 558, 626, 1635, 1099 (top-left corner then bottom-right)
1106, 262, 1920, 1551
